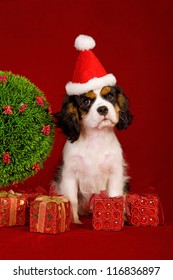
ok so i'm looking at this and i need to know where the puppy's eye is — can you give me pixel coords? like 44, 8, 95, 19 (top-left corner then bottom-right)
81, 98, 91, 107
107, 92, 115, 102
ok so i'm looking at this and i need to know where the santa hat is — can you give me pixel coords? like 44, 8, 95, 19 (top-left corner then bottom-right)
65, 34, 116, 95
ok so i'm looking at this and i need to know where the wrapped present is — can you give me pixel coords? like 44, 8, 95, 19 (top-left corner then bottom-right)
0, 190, 27, 227
30, 195, 71, 234
125, 193, 164, 227
92, 192, 124, 231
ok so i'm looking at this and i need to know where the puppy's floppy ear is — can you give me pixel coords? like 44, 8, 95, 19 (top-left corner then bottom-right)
115, 86, 133, 130
54, 95, 80, 143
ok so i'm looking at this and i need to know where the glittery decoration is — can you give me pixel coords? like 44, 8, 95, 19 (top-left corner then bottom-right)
19, 199, 25, 205
34, 203, 40, 210
95, 201, 103, 210
125, 193, 162, 227
93, 197, 124, 231
2, 200, 7, 206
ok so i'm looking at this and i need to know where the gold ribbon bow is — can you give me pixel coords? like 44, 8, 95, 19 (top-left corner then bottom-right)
0, 189, 22, 198
0, 191, 8, 198
35, 195, 69, 204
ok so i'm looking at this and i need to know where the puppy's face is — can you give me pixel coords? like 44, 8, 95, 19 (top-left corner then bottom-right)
75, 86, 120, 130
54, 86, 132, 143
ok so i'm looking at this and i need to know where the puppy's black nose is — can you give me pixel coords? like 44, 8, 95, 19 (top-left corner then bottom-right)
97, 106, 108, 116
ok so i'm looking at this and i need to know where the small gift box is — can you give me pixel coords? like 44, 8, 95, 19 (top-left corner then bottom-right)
0, 190, 27, 227
92, 192, 124, 231
30, 195, 71, 234
125, 193, 164, 227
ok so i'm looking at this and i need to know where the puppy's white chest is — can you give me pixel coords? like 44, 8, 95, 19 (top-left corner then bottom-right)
64, 131, 122, 197
76, 151, 110, 195
77, 149, 110, 177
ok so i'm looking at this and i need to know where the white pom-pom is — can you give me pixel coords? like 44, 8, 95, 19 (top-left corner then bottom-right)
74, 34, 96, 51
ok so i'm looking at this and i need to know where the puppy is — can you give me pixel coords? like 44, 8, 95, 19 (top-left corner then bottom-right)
53, 85, 132, 223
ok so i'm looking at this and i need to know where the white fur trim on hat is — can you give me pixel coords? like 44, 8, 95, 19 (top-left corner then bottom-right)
66, 74, 116, 95
74, 34, 96, 51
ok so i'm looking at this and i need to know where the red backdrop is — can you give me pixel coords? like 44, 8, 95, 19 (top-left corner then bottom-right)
0, 0, 173, 260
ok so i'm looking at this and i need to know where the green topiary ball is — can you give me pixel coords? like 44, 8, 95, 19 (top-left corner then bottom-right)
0, 70, 55, 187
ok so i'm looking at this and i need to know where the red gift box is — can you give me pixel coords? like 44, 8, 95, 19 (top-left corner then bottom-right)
125, 193, 164, 226
92, 194, 124, 231
0, 190, 27, 227
30, 195, 71, 234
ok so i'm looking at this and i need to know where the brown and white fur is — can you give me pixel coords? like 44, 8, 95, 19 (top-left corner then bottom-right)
53, 85, 132, 223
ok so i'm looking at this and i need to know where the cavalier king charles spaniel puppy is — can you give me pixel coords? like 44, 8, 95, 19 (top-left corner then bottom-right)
53, 85, 132, 223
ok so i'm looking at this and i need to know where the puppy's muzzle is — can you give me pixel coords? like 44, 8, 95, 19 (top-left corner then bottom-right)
97, 106, 108, 116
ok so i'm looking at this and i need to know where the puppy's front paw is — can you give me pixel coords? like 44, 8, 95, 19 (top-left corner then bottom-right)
73, 215, 83, 224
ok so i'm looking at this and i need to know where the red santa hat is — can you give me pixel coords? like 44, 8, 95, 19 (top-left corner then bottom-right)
65, 34, 116, 95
